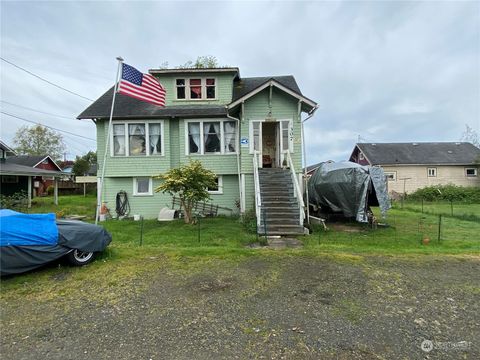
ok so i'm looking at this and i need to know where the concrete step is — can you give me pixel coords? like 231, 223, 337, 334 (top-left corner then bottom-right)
257, 225, 305, 235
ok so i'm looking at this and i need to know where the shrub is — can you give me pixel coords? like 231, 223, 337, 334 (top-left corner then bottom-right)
240, 210, 258, 234
0, 191, 28, 210
408, 184, 480, 203
46, 185, 54, 195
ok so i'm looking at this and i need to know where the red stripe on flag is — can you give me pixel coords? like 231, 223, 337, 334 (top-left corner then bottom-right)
119, 81, 166, 104
119, 88, 165, 106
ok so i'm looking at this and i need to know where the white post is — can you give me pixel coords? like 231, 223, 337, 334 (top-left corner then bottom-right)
27, 176, 32, 208
54, 178, 58, 205
96, 56, 124, 225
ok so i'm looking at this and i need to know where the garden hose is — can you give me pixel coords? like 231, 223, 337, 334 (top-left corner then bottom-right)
115, 190, 130, 217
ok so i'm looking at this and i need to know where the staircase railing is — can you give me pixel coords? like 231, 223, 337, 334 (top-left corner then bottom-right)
253, 151, 262, 228
285, 150, 305, 226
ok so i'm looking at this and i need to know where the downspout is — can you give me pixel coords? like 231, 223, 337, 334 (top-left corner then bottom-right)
300, 104, 319, 225
226, 106, 243, 214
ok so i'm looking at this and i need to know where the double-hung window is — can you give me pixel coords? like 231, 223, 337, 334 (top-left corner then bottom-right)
465, 168, 478, 177
187, 119, 236, 155
207, 176, 223, 194
111, 121, 163, 157
176, 78, 216, 100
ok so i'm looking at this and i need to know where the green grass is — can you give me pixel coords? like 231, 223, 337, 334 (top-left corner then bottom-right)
22, 195, 480, 257
27, 194, 97, 218
393, 200, 480, 221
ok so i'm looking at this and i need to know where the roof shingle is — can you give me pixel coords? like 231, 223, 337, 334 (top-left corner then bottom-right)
356, 142, 480, 165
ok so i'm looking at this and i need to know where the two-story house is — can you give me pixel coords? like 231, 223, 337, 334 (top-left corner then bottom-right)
78, 67, 317, 234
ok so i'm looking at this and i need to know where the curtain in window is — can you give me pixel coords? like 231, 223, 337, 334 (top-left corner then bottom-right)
224, 121, 236, 153
129, 124, 146, 155
188, 123, 200, 153
149, 123, 161, 155
204, 122, 220, 152
113, 124, 125, 156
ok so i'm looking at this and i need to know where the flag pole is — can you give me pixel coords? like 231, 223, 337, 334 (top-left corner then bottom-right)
96, 56, 124, 225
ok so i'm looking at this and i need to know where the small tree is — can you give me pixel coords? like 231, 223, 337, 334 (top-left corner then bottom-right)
14, 124, 65, 160
154, 161, 217, 224
72, 157, 90, 176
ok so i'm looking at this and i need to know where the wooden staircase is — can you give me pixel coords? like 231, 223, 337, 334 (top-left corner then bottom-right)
257, 168, 305, 235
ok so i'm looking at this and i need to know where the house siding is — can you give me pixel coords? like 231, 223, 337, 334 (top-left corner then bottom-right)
383, 165, 480, 193
154, 73, 235, 106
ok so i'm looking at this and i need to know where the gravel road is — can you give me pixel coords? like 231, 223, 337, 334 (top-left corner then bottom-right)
1, 254, 479, 359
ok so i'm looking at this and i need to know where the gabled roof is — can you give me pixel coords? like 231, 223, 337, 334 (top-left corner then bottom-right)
6, 155, 62, 171
77, 87, 227, 119
354, 142, 480, 165
229, 77, 317, 111
0, 140, 16, 155
0, 163, 63, 177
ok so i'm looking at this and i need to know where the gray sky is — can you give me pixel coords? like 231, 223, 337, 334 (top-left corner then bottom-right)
1, 0, 479, 164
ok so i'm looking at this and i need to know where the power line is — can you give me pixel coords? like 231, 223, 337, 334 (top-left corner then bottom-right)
1, 100, 73, 120
0, 111, 96, 142
0, 57, 94, 102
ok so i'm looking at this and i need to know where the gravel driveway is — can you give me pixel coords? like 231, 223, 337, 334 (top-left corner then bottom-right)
1, 254, 479, 359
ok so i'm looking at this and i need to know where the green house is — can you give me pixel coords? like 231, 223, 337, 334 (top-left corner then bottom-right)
78, 67, 317, 234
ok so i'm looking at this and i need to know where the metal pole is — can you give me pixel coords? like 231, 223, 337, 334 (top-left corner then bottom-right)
139, 216, 144, 246
197, 215, 200, 243
96, 56, 124, 225
438, 214, 442, 242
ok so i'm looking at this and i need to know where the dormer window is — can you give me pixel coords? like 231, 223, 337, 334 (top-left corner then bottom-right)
175, 78, 216, 100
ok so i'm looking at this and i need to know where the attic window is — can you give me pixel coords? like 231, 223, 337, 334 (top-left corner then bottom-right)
175, 78, 216, 100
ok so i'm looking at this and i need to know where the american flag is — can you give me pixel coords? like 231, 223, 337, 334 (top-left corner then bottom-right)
118, 63, 166, 106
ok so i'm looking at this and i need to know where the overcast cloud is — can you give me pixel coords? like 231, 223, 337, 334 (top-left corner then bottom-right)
1, 1, 479, 164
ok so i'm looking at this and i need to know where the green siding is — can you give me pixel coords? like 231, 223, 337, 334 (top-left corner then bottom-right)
153, 73, 235, 106
102, 175, 239, 219
169, 120, 180, 168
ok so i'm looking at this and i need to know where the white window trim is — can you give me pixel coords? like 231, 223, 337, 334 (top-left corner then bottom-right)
465, 167, 478, 177
427, 167, 437, 177
248, 119, 293, 154
174, 77, 218, 101
384, 171, 396, 181
110, 120, 165, 157
207, 176, 223, 194
184, 118, 238, 155
133, 177, 153, 196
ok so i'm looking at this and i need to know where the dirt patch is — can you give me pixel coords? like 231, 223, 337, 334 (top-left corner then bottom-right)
1, 255, 479, 359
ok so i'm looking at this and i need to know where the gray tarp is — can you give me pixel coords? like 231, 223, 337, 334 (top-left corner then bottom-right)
1, 219, 111, 276
308, 162, 391, 222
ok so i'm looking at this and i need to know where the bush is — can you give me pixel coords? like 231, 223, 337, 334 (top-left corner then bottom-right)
46, 185, 54, 195
408, 184, 480, 203
0, 191, 28, 209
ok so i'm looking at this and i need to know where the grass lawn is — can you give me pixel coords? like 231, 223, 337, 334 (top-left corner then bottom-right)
13, 195, 479, 259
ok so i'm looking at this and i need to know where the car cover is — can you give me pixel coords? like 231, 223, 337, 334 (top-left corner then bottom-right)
0, 211, 112, 276
308, 161, 391, 222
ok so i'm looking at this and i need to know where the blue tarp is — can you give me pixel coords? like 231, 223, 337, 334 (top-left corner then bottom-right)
0, 210, 58, 247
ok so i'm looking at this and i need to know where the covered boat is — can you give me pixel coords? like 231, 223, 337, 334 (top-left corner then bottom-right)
308, 161, 390, 222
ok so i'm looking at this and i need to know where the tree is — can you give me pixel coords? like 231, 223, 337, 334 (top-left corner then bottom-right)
460, 124, 479, 147
154, 160, 217, 224
14, 124, 65, 160
72, 151, 97, 176
72, 157, 90, 176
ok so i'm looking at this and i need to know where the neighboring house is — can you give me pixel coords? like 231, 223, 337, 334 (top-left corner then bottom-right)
5, 155, 62, 196
349, 142, 480, 194
0, 141, 63, 207
78, 66, 317, 233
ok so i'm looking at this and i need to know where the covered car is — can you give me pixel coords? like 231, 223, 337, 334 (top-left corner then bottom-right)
308, 161, 391, 222
0, 210, 112, 276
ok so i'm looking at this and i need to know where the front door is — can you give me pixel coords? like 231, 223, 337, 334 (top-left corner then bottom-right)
262, 122, 277, 167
